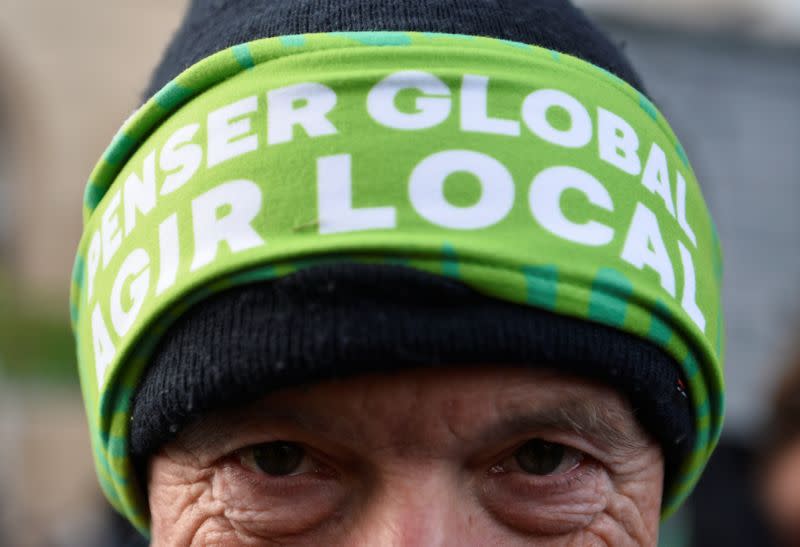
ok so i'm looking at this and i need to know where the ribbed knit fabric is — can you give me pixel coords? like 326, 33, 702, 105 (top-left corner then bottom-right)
131, 0, 690, 494
144, 0, 645, 98
132, 264, 692, 484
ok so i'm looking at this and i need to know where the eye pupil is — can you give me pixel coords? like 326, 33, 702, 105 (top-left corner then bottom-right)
252, 442, 305, 476
514, 440, 566, 475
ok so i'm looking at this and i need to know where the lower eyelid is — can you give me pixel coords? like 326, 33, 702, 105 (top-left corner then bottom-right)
489, 458, 602, 495
227, 456, 323, 489
218, 458, 343, 505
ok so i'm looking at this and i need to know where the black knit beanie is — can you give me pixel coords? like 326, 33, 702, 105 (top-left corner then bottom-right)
131, 0, 690, 490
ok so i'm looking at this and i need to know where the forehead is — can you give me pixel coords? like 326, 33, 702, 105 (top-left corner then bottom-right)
267, 367, 621, 426
178, 366, 649, 456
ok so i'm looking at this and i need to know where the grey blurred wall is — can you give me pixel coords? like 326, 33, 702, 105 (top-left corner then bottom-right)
0, 0, 189, 290
597, 19, 800, 436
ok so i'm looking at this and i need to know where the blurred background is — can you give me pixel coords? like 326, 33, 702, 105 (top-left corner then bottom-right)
0, 1, 798, 545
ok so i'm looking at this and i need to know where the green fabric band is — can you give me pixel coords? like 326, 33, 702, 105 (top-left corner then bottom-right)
70, 32, 724, 533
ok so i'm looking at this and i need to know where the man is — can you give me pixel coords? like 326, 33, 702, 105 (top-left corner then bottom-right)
762, 347, 800, 545
71, 0, 725, 545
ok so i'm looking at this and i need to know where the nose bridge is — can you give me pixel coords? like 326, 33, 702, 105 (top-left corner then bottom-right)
360, 471, 459, 547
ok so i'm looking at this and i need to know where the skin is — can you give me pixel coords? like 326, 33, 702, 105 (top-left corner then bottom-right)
763, 439, 800, 545
148, 367, 664, 546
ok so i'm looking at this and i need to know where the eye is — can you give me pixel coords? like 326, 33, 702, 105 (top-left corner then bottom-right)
240, 441, 312, 477
495, 439, 585, 476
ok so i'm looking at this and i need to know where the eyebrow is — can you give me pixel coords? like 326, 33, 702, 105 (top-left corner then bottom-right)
484, 398, 650, 455
178, 407, 333, 456
180, 392, 650, 458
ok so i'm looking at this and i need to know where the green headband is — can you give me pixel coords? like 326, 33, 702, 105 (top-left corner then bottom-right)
71, 32, 724, 533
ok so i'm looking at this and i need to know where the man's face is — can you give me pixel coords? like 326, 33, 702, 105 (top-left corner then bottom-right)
148, 367, 664, 546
